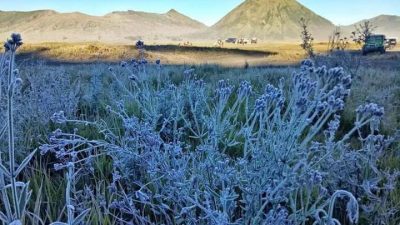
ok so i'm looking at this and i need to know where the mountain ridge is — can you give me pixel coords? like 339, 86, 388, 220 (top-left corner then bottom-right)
0, 9, 207, 43
0, 4, 399, 43
340, 14, 400, 38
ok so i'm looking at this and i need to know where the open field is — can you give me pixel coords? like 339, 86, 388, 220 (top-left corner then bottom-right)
1, 36, 400, 225
7, 41, 398, 66
1, 0, 399, 223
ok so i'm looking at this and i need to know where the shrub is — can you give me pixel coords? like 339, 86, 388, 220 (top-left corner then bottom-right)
351, 20, 376, 45
299, 17, 315, 58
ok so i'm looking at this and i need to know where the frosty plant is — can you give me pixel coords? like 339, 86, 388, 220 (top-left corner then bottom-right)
47, 160, 91, 225
0, 34, 37, 224
313, 190, 359, 225
44, 50, 397, 225
41, 126, 102, 225
0, 27, 394, 225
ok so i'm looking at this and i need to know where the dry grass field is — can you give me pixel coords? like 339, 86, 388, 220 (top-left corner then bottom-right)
10, 41, 399, 66
9, 41, 398, 68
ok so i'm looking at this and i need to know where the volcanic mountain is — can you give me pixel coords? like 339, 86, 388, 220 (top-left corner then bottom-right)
341, 15, 400, 38
0, 9, 207, 43
207, 0, 335, 41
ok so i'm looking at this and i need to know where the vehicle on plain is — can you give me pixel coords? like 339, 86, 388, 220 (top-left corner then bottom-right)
386, 38, 397, 49
238, 38, 250, 44
362, 34, 386, 55
225, 38, 237, 43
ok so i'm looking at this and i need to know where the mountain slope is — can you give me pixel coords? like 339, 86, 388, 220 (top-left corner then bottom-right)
0, 9, 207, 43
207, 0, 335, 41
341, 15, 400, 38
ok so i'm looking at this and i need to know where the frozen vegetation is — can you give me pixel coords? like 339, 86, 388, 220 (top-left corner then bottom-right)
0, 34, 399, 225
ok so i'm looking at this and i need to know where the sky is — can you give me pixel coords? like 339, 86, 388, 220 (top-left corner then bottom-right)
0, 0, 399, 26
298, 0, 400, 25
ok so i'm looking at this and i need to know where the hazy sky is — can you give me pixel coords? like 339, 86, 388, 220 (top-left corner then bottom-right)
0, 0, 399, 26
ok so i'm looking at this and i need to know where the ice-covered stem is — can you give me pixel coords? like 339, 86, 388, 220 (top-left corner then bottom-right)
0, 151, 13, 221
45, 129, 93, 225
0, 52, 6, 102
328, 190, 359, 224
6, 33, 23, 219
66, 163, 75, 225
108, 67, 137, 99
0, 34, 36, 224
0, 47, 13, 222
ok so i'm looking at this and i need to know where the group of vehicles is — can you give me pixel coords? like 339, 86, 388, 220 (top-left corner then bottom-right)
225, 37, 258, 45
178, 41, 193, 47
213, 37, 258, 47
221, 35, 398, 56
362, 35, 397, 55
197, 34, 397, 55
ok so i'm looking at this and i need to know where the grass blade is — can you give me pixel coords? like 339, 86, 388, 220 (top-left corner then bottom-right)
72, 208, 90, 225
15, 149, 37, 177
0, 163, 11, 179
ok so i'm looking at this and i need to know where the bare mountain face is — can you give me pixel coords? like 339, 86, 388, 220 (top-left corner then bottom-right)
1, 4, 398, 43
0, 9, 207, 43
341, 15, 400, 38
206, 0, 335, 41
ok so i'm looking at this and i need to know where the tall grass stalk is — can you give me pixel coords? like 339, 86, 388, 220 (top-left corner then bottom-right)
0, 34, 36, 224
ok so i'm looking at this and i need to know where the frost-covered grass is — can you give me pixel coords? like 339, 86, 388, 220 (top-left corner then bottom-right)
0, 34, 399, 225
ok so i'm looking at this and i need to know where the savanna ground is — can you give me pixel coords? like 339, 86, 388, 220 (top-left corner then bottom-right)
1, 39, 400, 224
12, 41, 400, 66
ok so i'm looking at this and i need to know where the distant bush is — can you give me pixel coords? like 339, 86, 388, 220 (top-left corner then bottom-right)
299, 17, 315, 58
328, 27, 350, 52
86, 44, 100, 53
351, 20, 376, 45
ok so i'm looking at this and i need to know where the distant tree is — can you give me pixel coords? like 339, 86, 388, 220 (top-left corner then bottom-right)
328, 27, 350, 52
352, 20, 376, 45
299, 17, 315, 58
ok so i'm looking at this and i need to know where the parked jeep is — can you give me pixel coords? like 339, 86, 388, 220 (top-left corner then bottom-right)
237, 38, 250, 45
387, 38, 397, 49
362, 34, 386, 55
225, 38, 237, 44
